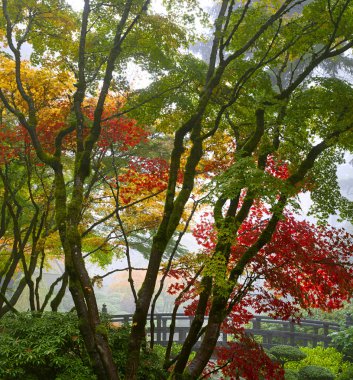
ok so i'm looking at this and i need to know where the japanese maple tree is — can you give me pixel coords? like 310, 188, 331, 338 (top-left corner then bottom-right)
167, 172, 353, 379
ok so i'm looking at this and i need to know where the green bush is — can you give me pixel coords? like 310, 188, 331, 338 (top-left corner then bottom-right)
0, 312, 168, 380
336, 364, 353, 380
269, 345, 307, 364
264, 351, 277, 362
284, 368, 299, 380
108, 324, 167, 380
298, 365, 335, 380
330, 326, 353, 362
0, 312, 94, 380
285, 346, 348, 375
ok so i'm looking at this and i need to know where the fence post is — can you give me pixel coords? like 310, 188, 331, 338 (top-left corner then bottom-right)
253, 316, 261, 330
156, 314, 162, 344
323, 322, 329, 347
346, 314, 353, 327
290, 321, 295, 346
163, 317, 168, 343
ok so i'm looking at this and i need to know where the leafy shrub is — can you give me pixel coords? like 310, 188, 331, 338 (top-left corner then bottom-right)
330, 326, 353, 362
109, 324, 167, 379
285, 346, 348, 375
0, 312, 94, 380
298, 365, 335, 380
0, 312, 168, 380
269, 345, 306, 364
264, 351, 277, 362
284, 369, 299, 380
336, 364, 353, 380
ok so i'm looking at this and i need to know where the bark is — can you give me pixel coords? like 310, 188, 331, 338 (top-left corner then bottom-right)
164, 266, 204, 368
54, 164, 119, 380
171, 277, 212, 376
126, 239, 167, 378
49, 273, 69, 312
125, 131, 204, 378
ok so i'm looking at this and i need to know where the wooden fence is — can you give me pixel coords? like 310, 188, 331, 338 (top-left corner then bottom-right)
107, 311, 351, 349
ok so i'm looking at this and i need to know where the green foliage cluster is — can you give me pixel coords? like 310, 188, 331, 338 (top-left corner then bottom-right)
285, 346, 348, 376
269, 345, 351, 380
0, 312, 167, 380
336, 365, 353, 380
330, 326, 353, 362
108, 324, 167, 380
269, 345, 307, 365
298, 365, 335, 380
0, 312, 94, 380
284, 368, 299, 380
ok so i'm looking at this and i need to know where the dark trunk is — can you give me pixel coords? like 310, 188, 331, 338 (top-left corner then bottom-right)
126, 240, 165, 379
172, 277, 212, 376
67, 218, 119, 379
66, 248, 119, 380
50, 272, 69, 312
187, 297, 228, 379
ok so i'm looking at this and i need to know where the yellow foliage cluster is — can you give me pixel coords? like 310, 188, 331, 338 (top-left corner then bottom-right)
0, 56, 74, 121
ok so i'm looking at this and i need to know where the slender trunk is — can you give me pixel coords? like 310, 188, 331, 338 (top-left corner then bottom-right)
164, 266, 204, 368
55, 166, 119, 380
67, 224, 119, 379
172, 277, 212, 376
186, 296, 228, 379
35, 250, 45, 310
126, 120, 205, 378
50, 272, 68, 312
126, 240, 165, 378
0, 276, 26, 317
0, 243, 41, 316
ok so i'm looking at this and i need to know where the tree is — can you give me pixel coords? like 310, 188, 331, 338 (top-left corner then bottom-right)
0, 52, 172, 379
1, 1, 353, 379
0, 93, 166, 316
0, 123, 58, 316
168, 204, 353, 379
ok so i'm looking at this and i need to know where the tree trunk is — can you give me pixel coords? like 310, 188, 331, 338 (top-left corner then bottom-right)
186, 297, 227, 379
50, 272, 69, 312
65, 233, 119, 380
171, 277, 212, 377
54, 167, 119, 380
125, 240, 166, 379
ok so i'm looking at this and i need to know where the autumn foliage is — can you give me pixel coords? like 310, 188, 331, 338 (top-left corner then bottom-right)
167, 156, 353, 379
2, 0, 353, 379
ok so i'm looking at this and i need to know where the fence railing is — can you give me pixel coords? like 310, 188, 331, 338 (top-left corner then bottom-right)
107, 311, 351, 349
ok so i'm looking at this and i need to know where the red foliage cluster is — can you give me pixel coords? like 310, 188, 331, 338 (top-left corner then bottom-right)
192, 207, 353, 313
1, 102, 175, 211
170, 206, 353, 379
190, 209, 353, 378
98, 118, 148, 150
192, 212, 217, 251
215, 334, 284, 380
1, 100, 149, 161
0, 125, 30, 164
254, 218, 353, 311
265, 155, 290, 180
